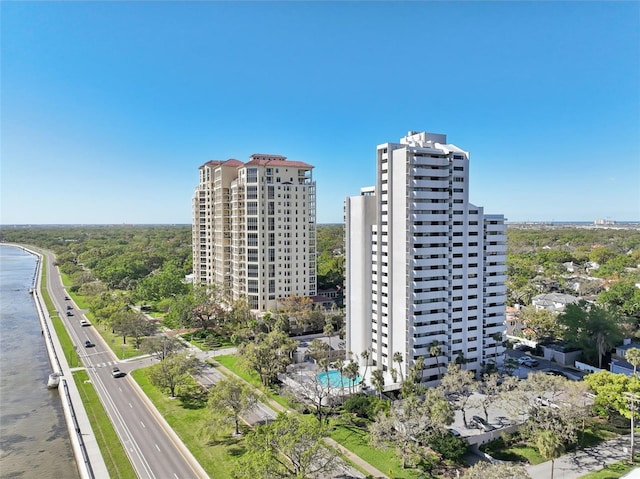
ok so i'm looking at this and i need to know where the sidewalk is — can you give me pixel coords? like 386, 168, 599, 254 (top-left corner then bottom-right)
526, 435, 631, 479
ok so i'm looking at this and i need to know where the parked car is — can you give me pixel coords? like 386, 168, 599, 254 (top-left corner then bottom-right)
84, 340, 94, 348
80, 319, 90, 327
470, 415, 494, 432
518, 356, 539, 367
111, 367, 125, 378
544, 369, 569, 378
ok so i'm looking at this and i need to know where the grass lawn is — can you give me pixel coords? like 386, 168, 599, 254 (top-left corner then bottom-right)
580, 461, 637, 479
481, 437, 546, 465
93, 322, 144, 360
74, 370, 137, 479
130, 368, 242, 477
213, 354, 291, 410
330, 422, 422, 479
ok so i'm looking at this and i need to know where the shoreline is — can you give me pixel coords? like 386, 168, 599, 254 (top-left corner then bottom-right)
2, 243, 109, 479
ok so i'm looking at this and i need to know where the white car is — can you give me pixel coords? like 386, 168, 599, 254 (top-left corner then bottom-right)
79, 319, 90, 327
518, 356, 539, 367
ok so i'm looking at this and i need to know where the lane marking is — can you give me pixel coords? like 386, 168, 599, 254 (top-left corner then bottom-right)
155, 444, 161, 452
141, 421, 146, 428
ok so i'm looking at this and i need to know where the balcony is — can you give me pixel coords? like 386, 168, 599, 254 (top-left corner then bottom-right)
410, 190, 450, 201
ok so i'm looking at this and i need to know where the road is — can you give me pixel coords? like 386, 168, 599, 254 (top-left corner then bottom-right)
41, 250, 207, 479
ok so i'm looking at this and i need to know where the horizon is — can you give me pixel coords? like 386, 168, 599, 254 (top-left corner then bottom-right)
2, 2, 638, 224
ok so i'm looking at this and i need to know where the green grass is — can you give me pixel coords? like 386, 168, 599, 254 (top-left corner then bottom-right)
213, 354, 291, 409
74, 370, 137, 479
131, 367, 242, 477
92, 322, 142, 359
330, 422, 422, 479
481, 437, 546, 465
51, 315, 81, 367
580, 460, 637, 479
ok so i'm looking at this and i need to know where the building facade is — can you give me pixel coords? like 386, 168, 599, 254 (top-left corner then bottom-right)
345, 131, 506, 391
193, 154, 317, 311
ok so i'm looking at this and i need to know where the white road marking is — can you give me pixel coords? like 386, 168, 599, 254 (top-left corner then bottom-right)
155, 444, 161, 452
140, 421, 146, 428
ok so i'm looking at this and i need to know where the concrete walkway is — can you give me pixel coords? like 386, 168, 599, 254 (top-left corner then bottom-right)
526, 435, 631, 479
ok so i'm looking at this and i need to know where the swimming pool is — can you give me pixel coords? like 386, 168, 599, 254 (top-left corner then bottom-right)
317, 369, 361, 388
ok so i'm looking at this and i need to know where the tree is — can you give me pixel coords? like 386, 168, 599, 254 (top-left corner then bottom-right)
190, 284, 228, 332
598, 281, 640, 321
147, 353, 200, 397
344, 360, 360, 395
429, 341, 443, 379
462, 461, 530, 479
393, 351, 404, 383
237, 330, 297, 387
308, 338, 330, 362
323, 317, 334, 350
627, 348, 640, 375
371, 369, 385, 399
234, 412, 338, 479
439, 362, 475, 427
585, 370, 640, 419
207, 377, 257, 435
140, 335, 183, 360
558, 301, 623, 368
402, 356, 426, 398
519, 305, 560, 341
536, 430, 564, 479
133, 262, 188, 304
360, 349, 370, 386
111, 309, 156, 347
369, 392, 453, 469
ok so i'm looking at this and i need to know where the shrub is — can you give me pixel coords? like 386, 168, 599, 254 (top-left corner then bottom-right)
428, 432, 468, 462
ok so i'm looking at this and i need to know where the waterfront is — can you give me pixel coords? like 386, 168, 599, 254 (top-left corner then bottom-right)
0, 245, 78, 478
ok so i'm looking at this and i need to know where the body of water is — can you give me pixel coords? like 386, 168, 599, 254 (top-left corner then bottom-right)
0, 245, 78, 479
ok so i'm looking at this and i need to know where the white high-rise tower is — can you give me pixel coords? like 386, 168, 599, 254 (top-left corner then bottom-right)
345, 131, 506, 391
193, 154, 317, 311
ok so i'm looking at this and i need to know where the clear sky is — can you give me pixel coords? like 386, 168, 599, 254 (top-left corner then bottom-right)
1, 1, 638, 225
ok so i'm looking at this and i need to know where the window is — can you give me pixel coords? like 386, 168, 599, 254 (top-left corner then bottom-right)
247, 168, 258, 183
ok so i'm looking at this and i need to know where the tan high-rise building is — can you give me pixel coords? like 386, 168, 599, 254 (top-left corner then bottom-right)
193, 154, 317, 311
345, 131, 507, 391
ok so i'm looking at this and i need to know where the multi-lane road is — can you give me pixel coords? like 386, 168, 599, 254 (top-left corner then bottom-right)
42, 250, 207, 479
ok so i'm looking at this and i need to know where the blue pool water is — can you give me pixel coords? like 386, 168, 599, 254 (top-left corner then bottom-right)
317, 369, 361, 388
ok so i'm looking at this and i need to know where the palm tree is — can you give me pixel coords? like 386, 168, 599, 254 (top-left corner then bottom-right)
344, 361, 359, 395
429, 341, 443, 379
334, 359, 345, 395
626, 348, 640, 375
371, 369, 385, 399
492, 332, 503, 364
392, 351, 404, 383
360, 349, 370, 386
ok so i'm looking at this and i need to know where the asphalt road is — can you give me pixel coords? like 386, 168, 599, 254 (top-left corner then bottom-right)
42, 250, 207, 479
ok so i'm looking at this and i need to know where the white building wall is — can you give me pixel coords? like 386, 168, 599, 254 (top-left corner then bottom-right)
346, 131, 506, 391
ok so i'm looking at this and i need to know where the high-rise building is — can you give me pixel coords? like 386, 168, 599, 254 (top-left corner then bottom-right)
193, 154, 317, 311
345, 131, 506, 391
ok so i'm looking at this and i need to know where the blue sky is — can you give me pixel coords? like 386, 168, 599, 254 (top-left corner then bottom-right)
1, 1, 638, 224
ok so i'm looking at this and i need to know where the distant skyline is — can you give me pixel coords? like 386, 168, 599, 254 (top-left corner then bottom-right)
2, 2, 638, 225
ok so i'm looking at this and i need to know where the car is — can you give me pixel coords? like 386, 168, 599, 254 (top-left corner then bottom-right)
544, 369, 569, 378
66, 311, 73, 316
80, 319, 90, 327
84, 340, 94, 348
64, 296, 70, 300
470, 415, 494, 432
449, 428, 461, 437
518, 356, 539, 367
66, 305, 72, 310
535, 396, 560, 409
111, 367, 125, 378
